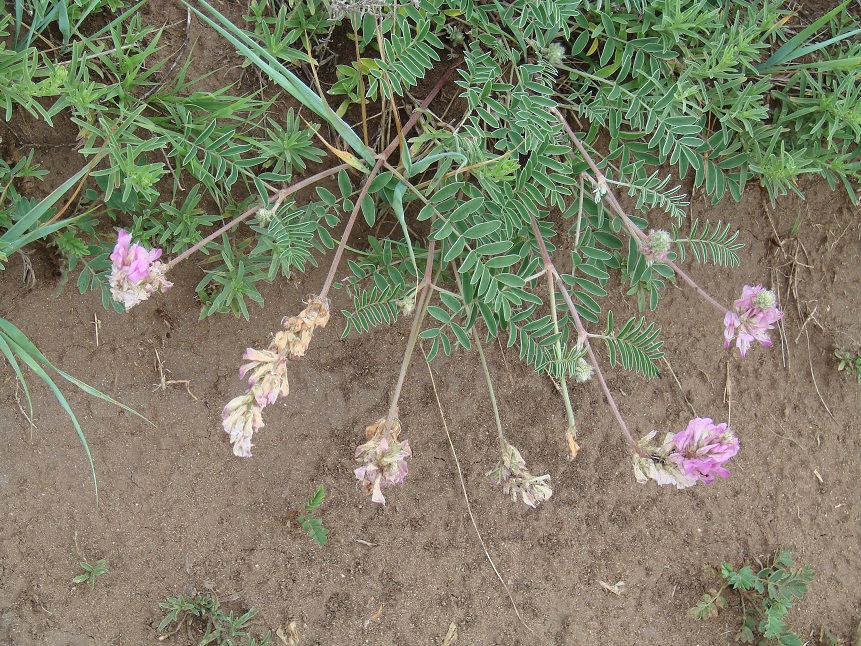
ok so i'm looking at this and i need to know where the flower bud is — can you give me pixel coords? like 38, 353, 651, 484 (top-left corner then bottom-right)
573, 358, 593, 383
648, 229, 672, 255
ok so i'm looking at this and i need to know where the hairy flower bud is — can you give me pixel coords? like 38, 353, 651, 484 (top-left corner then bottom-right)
573, 358, 593, 383
642, 229, 672, 265
255, 207, 275, 226
753, 289, 776, 310
541, 42, 566, 67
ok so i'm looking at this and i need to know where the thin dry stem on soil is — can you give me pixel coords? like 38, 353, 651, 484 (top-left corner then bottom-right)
422, 345, 538, 641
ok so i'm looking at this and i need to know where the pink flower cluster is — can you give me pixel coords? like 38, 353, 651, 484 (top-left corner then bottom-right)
354, 418, 412, 505
723, 285, 784, 358
109, 229, 172, 310
633, 418, 739, 489
222, 296, 330, 457
487, 440, 553, 507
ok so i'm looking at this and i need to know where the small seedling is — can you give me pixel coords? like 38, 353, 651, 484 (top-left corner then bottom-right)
72, 559, 108, 590
835, 347, 861, 384
690, 548, 815, 645
157, 593, 271, 645
819, 627, 845, 645
297, 485, 329, 547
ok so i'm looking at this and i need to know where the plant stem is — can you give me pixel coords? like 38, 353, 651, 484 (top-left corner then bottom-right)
449, 270, 504, 444
527, 211, 642, 452
316, 62, 459, 301
664, 258, 729, 314
167, 163, 348, 269
551, 107, 731, 316
384, 241, 436, 429
474, 326, 505, 444
547, 271, 577, 436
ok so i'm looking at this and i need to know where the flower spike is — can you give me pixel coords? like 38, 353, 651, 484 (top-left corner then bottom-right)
634, 418, 739, 489
222, 295, 330, 457
487, 440, 553, 507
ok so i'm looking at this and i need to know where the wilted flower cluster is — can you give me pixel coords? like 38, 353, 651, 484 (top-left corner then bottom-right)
723, 284, 784, 358
109, 229, 172, 310
222, 296, 330, 457
487, 440, 553, 507
354, 417, 412, 505
633, 417, 739, 489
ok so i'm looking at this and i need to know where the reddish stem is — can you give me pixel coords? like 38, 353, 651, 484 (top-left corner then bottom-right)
527, 212, 641, 450
167, 163, 348, 269
552, 107, 731, 316
317, 62, 460, 301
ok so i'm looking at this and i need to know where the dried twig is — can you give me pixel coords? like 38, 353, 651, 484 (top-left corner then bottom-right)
804, 329, 834, 421
153, 348, 199, 400
93, 313, 100, 347
662, 357, 696, 417
724, 360, 732, 427
422, 346, 538, 640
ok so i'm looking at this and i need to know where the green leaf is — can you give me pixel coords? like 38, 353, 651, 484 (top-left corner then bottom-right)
727, 565, 756, 591
361, 194, 375, 226
305, 485, 325, 510
463, 221, 501, 239
427, 306, 451, 324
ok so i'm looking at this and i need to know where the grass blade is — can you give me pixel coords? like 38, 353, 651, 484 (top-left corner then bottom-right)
1, 325, 98, 500
186, 0, 375, 166
0, 318, 153, 426
1, 163, 92, 253
756, 0, 853, 73
0, 330, 34, 426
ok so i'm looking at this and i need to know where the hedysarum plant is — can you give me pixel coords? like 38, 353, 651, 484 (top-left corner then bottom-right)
105, 0, 810, 512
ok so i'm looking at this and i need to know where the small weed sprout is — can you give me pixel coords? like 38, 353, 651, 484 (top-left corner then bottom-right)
297, 485, 330, 546
157, 594, 271, 645
835, 347, 861, 384
690, 548, 815, 645
72, 559, 108, 590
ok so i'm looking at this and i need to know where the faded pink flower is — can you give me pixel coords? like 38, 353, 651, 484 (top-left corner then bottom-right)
667, 417, 739, 484
239, 348, 289, 407
723, 285, 784, 358
354, 417, 412, 505
223, 295, 330, 457
222, 392, 264, 458
109, 229, 172, 309
633, 418, 738, 489
487, 440, 552, 507
632, 430, 697, 489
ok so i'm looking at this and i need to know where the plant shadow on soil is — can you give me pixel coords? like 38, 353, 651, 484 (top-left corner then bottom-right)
2, 6, 861, 646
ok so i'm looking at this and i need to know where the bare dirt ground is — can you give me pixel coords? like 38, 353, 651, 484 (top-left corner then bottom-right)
2, 3, 861, 646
